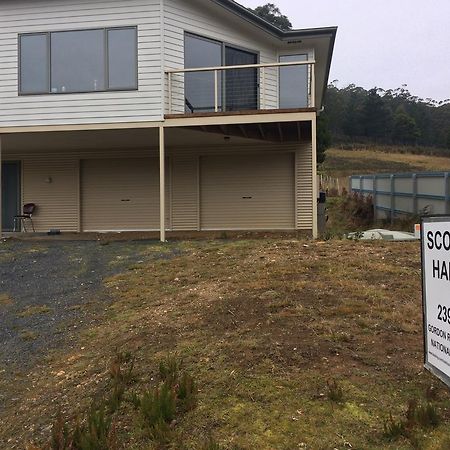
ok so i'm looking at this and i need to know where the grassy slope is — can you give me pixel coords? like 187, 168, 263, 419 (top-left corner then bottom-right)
322, 147, 450, 179
2, 239, 450, 450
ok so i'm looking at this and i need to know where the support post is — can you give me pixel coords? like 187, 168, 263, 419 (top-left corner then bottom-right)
0, 135, 2, 238
311, 117, 318, 239
159, 125, 166, 243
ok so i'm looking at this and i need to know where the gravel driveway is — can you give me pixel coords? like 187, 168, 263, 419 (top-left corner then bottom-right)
0, 239, 181, 375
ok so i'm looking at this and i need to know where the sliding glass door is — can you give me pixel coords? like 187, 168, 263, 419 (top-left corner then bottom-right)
184, 33, 258, 113
185, 34, 222, 113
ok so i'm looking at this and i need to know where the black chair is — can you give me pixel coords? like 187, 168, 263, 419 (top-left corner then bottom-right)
14, 203, 36, 232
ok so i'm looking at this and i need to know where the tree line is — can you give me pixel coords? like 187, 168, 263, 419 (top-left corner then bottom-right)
322, 83, 450, 150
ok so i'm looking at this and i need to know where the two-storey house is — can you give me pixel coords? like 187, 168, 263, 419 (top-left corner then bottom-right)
0, 0, 337, 240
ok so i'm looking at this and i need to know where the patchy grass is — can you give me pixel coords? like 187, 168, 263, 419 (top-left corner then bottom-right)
0, 293, 13, 307
18, 329, 38, 341
1, 239, 449, 450
17, 305, 52, 318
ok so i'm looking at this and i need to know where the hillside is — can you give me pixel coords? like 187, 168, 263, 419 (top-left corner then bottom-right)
321, 146, 450, 179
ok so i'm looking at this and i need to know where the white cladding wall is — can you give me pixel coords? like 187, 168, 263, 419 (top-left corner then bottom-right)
0, 0, 163, 127
164, 0, 280, 113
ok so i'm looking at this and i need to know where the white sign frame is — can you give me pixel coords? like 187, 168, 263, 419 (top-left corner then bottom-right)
421, 215, 450, 387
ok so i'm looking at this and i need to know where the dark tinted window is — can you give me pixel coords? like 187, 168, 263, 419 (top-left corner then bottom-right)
20, 34, 49, 94
108, 28, 138, 90
19, 27, 137, 95
185, 34, 222, 112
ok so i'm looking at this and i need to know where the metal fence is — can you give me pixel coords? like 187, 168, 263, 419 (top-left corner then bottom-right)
350, 172, 450, 220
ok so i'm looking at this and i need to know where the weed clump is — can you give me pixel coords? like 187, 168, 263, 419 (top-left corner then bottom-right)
326, 379, 344, 403
34, 352, 198, 450
383, 399, 441, 442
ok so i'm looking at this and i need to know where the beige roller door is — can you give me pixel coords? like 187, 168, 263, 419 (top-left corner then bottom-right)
81, 158, 162, 231
200, 153, 295, 230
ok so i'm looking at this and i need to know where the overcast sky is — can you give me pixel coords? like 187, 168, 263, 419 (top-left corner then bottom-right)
239, 0, 450, 102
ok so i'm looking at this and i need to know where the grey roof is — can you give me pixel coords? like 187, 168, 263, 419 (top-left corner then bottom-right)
211, 0, 338, 40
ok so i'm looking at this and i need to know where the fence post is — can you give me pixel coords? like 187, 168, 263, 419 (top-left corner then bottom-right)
445, 172, 450, 215
412, 173, 418, 215
359, 176, 363, 192
390, 174, 395, 224
372, 175, 377, 221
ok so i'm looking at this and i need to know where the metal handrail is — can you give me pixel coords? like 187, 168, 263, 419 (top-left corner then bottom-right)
165, 59, 316, 74
166, 60, 316, 114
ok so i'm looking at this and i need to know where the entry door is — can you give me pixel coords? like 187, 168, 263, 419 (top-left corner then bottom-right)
1, 162, 21, 231
225, 47, 258, 111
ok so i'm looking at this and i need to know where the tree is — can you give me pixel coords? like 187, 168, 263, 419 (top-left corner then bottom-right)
361, 88, 392, 140
446, 129, 450, 150
250, 3, 292, 30
392, 107, 421, 144
317, 114, 331, 164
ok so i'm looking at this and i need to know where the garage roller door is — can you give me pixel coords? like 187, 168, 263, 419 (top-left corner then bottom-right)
200, 153, 295, 230
81, 158, 162, 231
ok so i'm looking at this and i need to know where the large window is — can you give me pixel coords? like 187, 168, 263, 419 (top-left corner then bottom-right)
19, 27, 137, 95
184, 33, 258, 113
279, 54, 308, 108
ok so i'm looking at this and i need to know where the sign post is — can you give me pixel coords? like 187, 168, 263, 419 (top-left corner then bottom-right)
421, 216, 450, 387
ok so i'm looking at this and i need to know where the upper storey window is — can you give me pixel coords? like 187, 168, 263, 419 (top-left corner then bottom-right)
19, 27, 137, 95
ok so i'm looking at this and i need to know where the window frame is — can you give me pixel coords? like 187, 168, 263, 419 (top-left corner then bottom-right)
18, 26, 138, 96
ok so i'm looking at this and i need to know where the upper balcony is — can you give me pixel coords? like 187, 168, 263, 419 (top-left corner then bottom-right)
165, 60, 316, 120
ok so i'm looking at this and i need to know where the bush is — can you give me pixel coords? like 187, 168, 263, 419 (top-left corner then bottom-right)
339, 192, 374, 229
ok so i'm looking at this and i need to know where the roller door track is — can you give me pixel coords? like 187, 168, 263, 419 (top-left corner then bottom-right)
81, 158, 162, 232
200, 153, 295, 230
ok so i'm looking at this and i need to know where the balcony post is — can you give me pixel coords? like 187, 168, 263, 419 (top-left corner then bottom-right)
311, 64, 316, 109
168, 72, 172, 115
261, 67, 266, 109
214, 70, 219, 112
159, 125, 166, 242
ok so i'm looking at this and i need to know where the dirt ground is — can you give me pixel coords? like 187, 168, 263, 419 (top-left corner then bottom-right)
0, 238, 449, 449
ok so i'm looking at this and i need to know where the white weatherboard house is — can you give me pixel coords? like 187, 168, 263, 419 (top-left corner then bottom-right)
0, 0, 336, 241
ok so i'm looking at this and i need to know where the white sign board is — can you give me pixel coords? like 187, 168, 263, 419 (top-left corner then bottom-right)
422, 216, 450, 386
